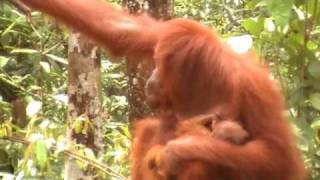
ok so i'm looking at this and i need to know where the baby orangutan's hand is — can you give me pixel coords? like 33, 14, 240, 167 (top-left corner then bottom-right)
146, 145, 181, 177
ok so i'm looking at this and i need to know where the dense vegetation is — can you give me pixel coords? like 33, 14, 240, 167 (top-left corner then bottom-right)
0, 0, 319, 179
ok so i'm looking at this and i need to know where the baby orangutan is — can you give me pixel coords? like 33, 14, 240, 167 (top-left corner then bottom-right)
148, 114, 249, 179
176, 114, 249, 145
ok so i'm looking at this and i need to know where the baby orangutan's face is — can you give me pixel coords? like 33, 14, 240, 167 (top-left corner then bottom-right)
176, 114, 249, 145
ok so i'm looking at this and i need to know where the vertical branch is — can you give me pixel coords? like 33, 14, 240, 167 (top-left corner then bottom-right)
65, 32, 103, 180
297, 0, 310, 120
297, 0, 319, 121
122, 0, 174, 124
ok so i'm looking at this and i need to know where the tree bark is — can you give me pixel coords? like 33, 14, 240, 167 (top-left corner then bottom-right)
122, 0, 174, 123
65, 32, 103, 180
11, 97, 27, 128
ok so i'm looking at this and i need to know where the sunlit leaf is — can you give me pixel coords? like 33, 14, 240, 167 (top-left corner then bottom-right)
56, 139, 67, 153
264, 18, 275, 32
74, 116, 85, 134
310, 93, 320, 111
40, 62, 51, 72
46, 54, 68, 65
35, 140, 48, 170
246, 0, 266, 8
84, 148, 95, 159
242, 17, 264, 36
265, 0, 293, 28
0, 172, 15, 180
53, 94, 68, 104
10, 48, 38, 54
307, 41, 318, 51
28, 133, 44, 142
0, 56, 9, 68
308, 61, 320, 79
311, 119, 320, 142
264, 0, 293, 27
1, 22, 16, 37
311, 119, 320, 130
26, 100, 42, 117
226, 35, 253, 54
0, 128, 7, 138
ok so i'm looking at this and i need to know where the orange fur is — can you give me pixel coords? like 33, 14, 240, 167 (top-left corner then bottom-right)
147, 114, 250, 180
20, 1, 306, 179
176, 115, 249, 145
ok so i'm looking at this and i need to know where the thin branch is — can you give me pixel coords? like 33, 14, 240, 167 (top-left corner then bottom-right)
2, 134, 127, 180
8, 0, 31, 16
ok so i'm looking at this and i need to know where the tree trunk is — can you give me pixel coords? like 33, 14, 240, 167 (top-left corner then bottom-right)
11, 97, 27, 128
122, 0, 174, 123
65, 32, 103, 180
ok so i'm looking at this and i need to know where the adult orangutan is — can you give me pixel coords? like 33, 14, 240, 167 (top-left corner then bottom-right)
18, 0, 306, 180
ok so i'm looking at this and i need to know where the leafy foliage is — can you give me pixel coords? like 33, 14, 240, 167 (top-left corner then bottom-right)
0, 2, 129, 179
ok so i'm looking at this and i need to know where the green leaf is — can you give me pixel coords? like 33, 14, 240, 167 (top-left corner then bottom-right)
40, 62, 51, 72
74, 116, 85, 134
293, 116, 313, 140
242, 17, 264, 36
311, 119, 320, 131
10, 48, 38, 54
74, 120, 82, 134
0, 128, 6, 138
84, 148, 95, 159
227, 35, 253, 53
0, 172, 15, 180
46, 54, 68, 65
1, 22, 16, 37
288, 34, 304, 46
264, 18, 275, 32
308, 61, 320, 79
309, 93, 320, 111
307, 41, 318, 50
35, 140, 48, 170
26, 100, 42, 117
265, 0, 293, 28
0, 56, 9, 68
246, 0, 265, 9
